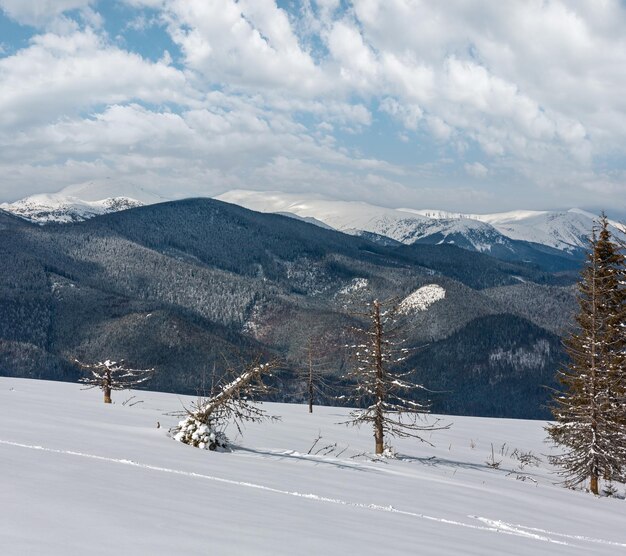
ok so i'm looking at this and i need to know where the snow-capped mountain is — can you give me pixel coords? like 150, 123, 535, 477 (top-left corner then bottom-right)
0, 181, 167, 224
402, 207, 619, 253
215, 190, 520, 253
4, 184, 620, 260
216, 190, 620, 258
1, 194, 143, 224
217, 189, 432, 241
485, 211, 599, 253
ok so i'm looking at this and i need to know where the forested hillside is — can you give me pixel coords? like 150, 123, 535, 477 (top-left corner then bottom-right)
0, 200, 577, 418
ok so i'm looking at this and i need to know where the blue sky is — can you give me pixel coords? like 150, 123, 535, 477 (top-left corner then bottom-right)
0, 0, 625, 213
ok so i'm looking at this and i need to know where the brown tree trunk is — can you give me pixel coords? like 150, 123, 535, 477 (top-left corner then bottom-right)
375, 427, 384, 455
590, 473, 599, 495
373, 300, 385, 455
308, 343, 314, 413
104, 368, 112, 403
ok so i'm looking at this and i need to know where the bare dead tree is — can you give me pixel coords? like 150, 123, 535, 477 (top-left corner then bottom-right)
294, 336, 334, 413
77, 359, 154, 404
343, 298, 449, 455
172, 359, 280, 450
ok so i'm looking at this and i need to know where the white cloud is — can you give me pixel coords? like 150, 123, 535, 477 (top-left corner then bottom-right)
1, 0, 626, 211
164, 0, 326, 95
122, 0, 166, 7
326, 20, 378, 90
464, 162, 488, 179
0, 0, 95, 27
379, 97, 422, 131
0, 29, 192, 129
426, 116, 453, 141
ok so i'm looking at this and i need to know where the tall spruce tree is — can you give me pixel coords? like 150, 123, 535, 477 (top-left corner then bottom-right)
598, 215, 626, 483
547, 216, 626, 494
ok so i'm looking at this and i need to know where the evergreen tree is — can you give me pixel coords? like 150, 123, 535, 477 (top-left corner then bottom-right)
598, 215, 626, 484
547, 217, 626, 494
343, 298, 447, 455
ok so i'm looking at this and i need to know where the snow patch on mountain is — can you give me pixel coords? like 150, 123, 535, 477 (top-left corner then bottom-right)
398, 284, 446, 314
338, 278, 369, 295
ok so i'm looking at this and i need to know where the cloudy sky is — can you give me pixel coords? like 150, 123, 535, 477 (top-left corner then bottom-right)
1, 0, 625, 212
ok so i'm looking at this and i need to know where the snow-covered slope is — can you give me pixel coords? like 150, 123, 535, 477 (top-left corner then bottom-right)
402, 208, 622, 253
218, 189, 432, 241
216, 190, 520, 254
484, 210, 608, 253
218, 190, 622, 255
0, 181, 166, 224
1, 194, 143, 224
2, 378, 625, 555
398, 284, 446, 314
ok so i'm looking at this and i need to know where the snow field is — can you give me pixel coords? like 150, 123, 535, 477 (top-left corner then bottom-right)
1, 378, 625, 555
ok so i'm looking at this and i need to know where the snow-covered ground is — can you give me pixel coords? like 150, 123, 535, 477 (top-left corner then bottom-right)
2, 378, 625, 555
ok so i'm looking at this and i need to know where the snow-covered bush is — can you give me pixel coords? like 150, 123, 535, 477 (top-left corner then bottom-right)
172, 417, 228, 451
381, 444, 398, 459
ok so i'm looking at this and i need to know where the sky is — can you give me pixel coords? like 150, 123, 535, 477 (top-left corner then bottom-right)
0, 0, 625, 213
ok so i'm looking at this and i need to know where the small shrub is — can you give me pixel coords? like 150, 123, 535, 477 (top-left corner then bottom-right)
173, 418, 228, 451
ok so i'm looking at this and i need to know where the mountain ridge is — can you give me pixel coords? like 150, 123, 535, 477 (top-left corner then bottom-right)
4, 185, 618, 268
217, 189, 615, 256
0, 197, 576, 418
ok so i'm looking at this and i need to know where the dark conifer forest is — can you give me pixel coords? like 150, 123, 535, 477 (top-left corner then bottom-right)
0, 199, 579, 418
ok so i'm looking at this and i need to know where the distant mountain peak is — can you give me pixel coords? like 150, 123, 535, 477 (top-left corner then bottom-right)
1, 193, 144, 224
216, 189, 615, 257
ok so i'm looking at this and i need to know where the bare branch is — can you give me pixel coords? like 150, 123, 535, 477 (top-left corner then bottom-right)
76, 358, 154, 404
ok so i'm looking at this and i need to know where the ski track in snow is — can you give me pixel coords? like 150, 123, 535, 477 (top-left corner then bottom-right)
471, 516, 626, 548
4, 439, 626, 549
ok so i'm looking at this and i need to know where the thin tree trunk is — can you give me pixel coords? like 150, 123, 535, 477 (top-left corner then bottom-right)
589, 269, 599, 495
373, 300, 385, 455
308, 341, 314, 413
104, 369, 112, 403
